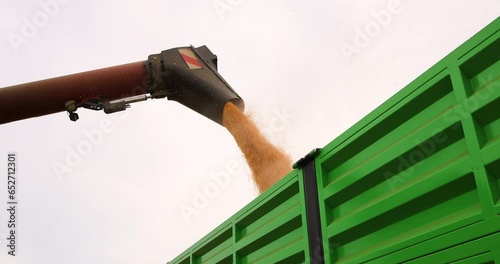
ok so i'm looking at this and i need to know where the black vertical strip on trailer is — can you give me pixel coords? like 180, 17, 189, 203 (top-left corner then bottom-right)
293, 148, 324, 264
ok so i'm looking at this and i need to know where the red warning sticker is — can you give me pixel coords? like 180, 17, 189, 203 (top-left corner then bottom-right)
178, 48, 203, 70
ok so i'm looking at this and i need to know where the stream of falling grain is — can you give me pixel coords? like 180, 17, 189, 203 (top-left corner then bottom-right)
222, 102, 292, 193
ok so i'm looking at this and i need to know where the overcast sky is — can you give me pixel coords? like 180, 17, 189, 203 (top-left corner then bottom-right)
0, 1, 498, 263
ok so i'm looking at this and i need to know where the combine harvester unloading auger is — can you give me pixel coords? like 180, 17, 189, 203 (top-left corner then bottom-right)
0, 46, 244, 125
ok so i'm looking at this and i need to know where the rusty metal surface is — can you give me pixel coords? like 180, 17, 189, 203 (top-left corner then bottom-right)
0, 61, 148, 124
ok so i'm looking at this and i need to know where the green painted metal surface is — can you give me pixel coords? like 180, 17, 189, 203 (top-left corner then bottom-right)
316, 17, 500, 263
169, 17, 500, 264
168, 169, 312, 264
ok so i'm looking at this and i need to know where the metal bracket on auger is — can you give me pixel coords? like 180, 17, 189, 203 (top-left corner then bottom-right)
63, 94, 152, 122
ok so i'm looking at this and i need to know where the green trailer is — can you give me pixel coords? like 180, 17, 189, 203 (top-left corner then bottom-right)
168, 17, 500, 264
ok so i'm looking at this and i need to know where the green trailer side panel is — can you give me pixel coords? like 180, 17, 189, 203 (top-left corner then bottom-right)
370, 222, 500, 264
168, 17, 500, 264
316, 17, 500, 264
168, 169, 313, 264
